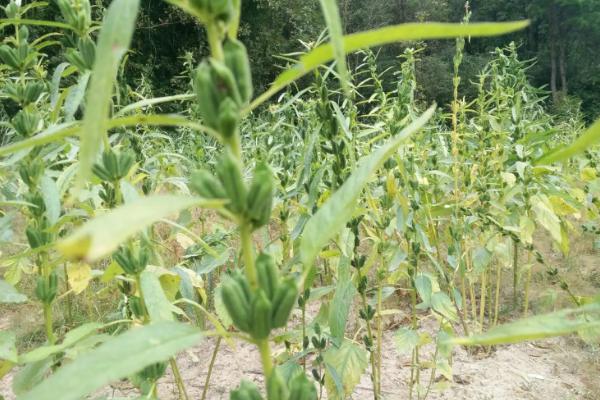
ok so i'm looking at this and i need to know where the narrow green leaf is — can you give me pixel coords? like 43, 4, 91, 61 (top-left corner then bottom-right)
300, 106, 435, 275
0, 123, 79, 157
0, 280, 27, 304
76, 0, 140, 186
115, 94, 195, 117
57, 195, 224, 262
536, 118, 600, 164
0, 19, 73, 31
18, 322, 202, 400
323, 340, 369, 400
318, 0, 350, 96
249, 21, 529, 111
449, 302, 600, 346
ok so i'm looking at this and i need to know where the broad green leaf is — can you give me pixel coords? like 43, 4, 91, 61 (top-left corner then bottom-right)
249, 21, 529, 111
76, 0, 140, 186
140, 269, 178, 322
319, 0, 350, 96
57, 195, 223, 262
300, 106, 435, 277
40, 175, 61, 225
394, 328, 419, 355
536, 118, 600, 164
0, 279, 27, 304
0, 331, 18, 363
19, 322, 202, 400
329, 257, 355, 343
431, 292, 458, 322
449, 302, 600, 346
415, 274, 433, 309
323, 340, 369, 400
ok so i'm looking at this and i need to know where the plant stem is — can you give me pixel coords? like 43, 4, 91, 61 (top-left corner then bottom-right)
513, 239, 519, 310
170, 357, 189, 400
240, 223, 258, 288
523, 250, 533, 316
43, 303, 56, 345
201, 337, 222, 400
257, 339, 273, 377
206, 23, 224, 61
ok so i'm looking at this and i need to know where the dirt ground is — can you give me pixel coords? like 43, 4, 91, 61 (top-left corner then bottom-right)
1, 234, 599, 399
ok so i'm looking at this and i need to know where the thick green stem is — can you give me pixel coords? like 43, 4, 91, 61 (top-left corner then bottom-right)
206, 23, 224, 61
523, 251, 533, 316
43, 303, 56, 345
240, 223, 258, 288
257, 339, 273, 377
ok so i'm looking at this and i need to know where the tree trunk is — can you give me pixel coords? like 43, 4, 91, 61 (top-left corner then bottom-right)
549, 3, 559, 103
559, 36, 568, 94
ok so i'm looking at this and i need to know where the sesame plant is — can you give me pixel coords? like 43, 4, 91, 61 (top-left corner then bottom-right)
0, 1, 599, 400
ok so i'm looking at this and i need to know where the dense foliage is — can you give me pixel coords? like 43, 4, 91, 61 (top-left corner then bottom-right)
0, 1, 599, 400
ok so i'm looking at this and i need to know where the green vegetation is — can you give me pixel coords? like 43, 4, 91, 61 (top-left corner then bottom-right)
0, 1, 599, 400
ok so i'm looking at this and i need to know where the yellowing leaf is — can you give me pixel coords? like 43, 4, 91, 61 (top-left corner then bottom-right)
67, 264, 92, 294
519, 216, 535, 245
324, 340, 368, 399
581, 167, 597, 182
549, 195, 578, 216
531, 194, 562, 244
57, 195, 223, 262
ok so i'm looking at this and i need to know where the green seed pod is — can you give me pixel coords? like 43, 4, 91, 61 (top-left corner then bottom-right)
218, 97, 240, 140
188, 0, 209, 14
246, 162, 274, 229
11, 109, 40, 137
250, 289, 272, 340
288, 373, 317, 400
224, 38, 253, 104
193, 61, 220, 130
209, 0, 234, 23
128, 296, 145, 319
271, 278, 299, 329
230, 380, 263, 400
79, 37, 96, 70
5, 1, 19, 19
93, 150, 135, 182
267, 370, 289, 400
138, 362, 168, 383
255, 253, 279, 300
113, 244, 150, 276
190, 170, 226, 199
216, 150, 247, 215
210, 59, 242, 106
35, 272, 58, 305
221, 277, 251, 333
23, 81, 45, 105
0, 45, 19, 70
